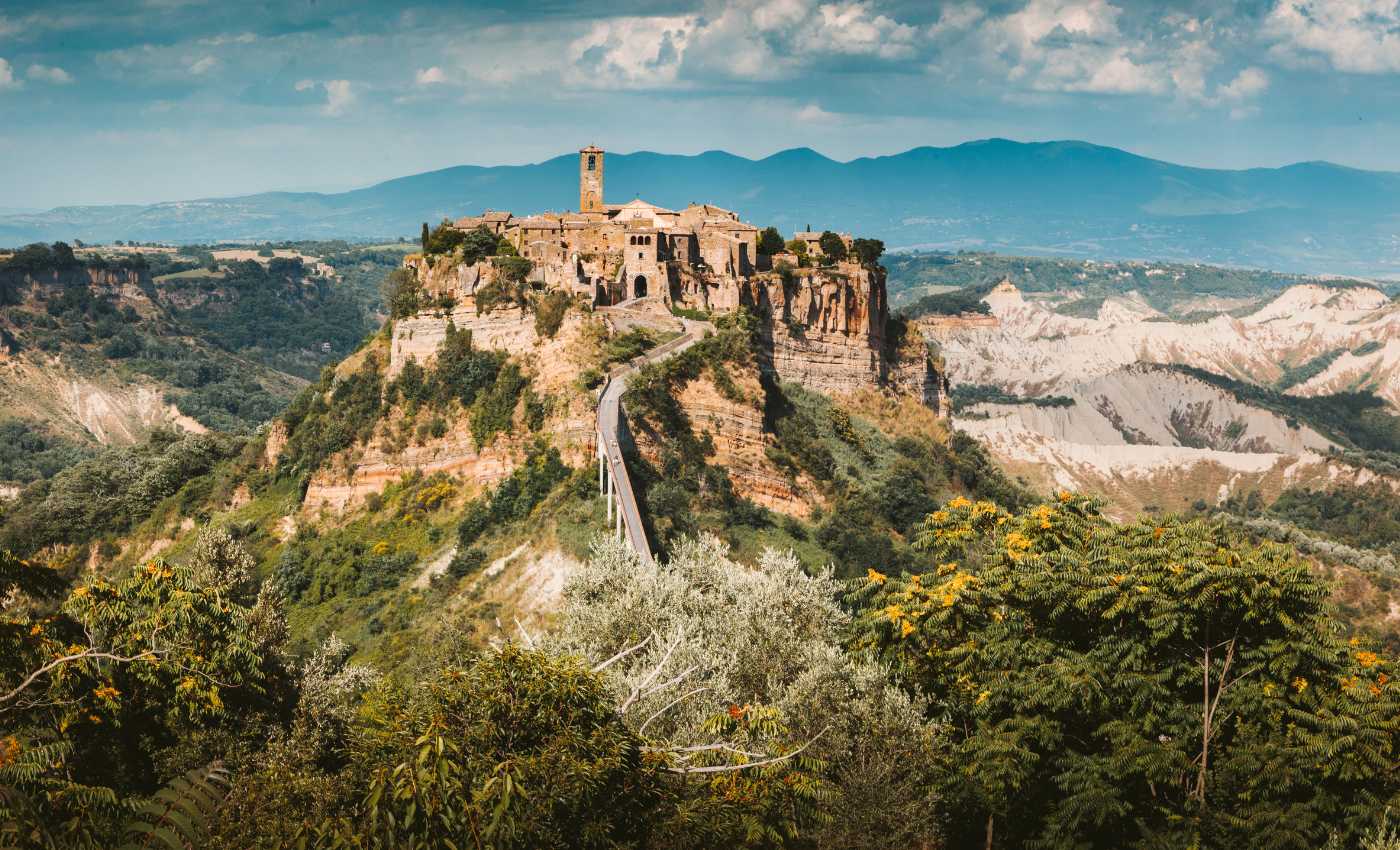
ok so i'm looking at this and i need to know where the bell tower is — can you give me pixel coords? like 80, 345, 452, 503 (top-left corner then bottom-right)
580, 145, 604, 213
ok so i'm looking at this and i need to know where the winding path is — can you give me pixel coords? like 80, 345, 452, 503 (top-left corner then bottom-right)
595, 322, 704, 565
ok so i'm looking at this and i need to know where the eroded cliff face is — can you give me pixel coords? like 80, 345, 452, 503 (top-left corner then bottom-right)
305, 315, 598, 513
740, 263, 949, 414
630, 363, 811, 517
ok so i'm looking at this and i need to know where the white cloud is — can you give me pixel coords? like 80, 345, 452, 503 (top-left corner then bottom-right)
415, 66, 446, 85
929, 4, 986, 37
567, 0, 928, 90
1219, 66, 1269, 101
188, 55, 217, 74
986, 0, 1171, 95
795, 102, 838, 122
293, 78, 356, 116
322, 79, 354, 116
569, 15, 693, 88
1264, 0, 1400, 73
794, 2, 918, 59
0, 58, 18, 90
26, 63, 73, 84
1064, 49, 1169, 94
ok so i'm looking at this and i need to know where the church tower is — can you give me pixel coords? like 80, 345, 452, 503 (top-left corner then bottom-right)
580, 145, 604, 213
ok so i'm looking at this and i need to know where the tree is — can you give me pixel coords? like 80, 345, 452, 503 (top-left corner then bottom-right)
494, 255, 532, 285
557, 535, 945, 849
757, 227, 785, 256
0, 533, 291, 848
784, 239, 808, 258
817, 232, 846, 263
214, 645, 672, 850
852, 494, 1400, 850
852, 237, 884, 268
379, 267, 420, 319
420, 222, 430, 252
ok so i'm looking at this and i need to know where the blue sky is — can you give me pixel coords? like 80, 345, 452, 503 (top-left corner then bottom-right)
1, 0, 1398, 208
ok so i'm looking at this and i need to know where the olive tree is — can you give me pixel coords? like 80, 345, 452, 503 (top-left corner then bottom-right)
556, 535, 946, 849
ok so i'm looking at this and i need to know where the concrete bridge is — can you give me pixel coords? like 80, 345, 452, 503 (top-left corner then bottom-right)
595, 323, 703, 564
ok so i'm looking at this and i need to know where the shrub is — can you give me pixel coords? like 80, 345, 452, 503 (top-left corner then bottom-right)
557, 535, 945, 849
532, 289, 570, 338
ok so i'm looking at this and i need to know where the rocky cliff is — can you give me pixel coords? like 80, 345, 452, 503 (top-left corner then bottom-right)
306, 316, 598, 512
631, 361, 810, 517
741, 263, 949, 413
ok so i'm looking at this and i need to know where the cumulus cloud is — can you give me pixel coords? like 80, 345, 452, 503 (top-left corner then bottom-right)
569, 15, 692, 88
0, 58, 18, 90
26, 63, 73, 84
1219, 66, 1269, 101
1263, 0, 1400, 73
567, 0, 927, 89
415, 66, 446, 85
988, 0, 1169, 95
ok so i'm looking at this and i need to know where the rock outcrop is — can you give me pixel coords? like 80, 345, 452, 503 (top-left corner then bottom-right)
740, 262, 949, 413
664, 365, 808, 516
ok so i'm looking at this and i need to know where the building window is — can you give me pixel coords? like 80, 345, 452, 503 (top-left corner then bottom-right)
587, 155, 596, 171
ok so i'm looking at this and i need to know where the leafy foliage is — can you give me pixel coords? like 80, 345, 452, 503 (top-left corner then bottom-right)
454, 443, 571, 552
558, 535, 943, 849
1268, 481, 1400, 556
851, 237, 884, 268
0, 530, 290, 849
0, 431, 244, 555
0, 420, 93, 484
118, 763, 230, 850
817, 232, 846, 263
903, 282, 994, 316
756, 227, 785, 256
853, 493, 1400, 849
279, 354, 385, 481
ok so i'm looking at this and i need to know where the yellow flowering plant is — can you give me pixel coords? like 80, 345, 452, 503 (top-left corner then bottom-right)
850, 493, 1400, 850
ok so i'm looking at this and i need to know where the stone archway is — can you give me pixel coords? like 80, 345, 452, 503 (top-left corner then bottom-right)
633, 275, 648, 298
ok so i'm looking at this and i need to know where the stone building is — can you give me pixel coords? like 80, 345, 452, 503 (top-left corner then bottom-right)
449, 146, 762, 306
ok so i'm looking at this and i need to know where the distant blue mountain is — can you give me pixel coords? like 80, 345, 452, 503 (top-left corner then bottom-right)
5, 139, 1400, 275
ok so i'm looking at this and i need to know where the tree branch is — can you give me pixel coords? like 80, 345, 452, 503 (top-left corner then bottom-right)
0, 648, 161, 707
666, 726, 830, 775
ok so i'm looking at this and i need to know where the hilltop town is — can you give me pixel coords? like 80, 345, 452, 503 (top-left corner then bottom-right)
398, 145, 945, 412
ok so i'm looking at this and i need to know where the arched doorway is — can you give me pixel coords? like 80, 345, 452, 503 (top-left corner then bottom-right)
633, 275, 647, 298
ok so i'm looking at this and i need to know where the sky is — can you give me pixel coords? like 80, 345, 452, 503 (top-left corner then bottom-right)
1, 0, 1398, 208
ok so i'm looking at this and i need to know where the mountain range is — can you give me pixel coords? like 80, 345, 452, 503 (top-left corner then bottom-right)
6, 139, 1400, 275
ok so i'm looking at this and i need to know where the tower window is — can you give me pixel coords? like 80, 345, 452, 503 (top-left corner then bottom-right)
587, 155, 596, 171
